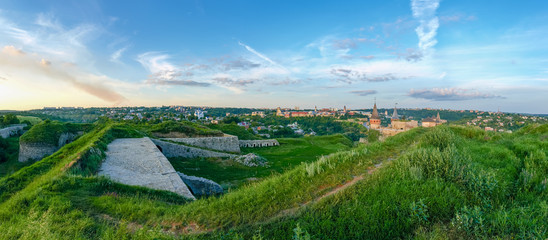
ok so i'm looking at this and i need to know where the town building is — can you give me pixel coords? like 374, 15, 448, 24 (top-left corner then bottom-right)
421, 112, 446, 127
369, 102, 381, 129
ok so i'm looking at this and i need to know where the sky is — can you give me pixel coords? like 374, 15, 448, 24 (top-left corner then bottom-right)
0, 0, 547, 113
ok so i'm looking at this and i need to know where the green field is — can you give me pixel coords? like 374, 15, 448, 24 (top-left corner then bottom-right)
0, 123, 546, 239
168, 134, 353, 189
16, 115, 42, 125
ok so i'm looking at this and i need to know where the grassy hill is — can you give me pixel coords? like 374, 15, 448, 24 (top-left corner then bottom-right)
0, 123, 546, 239
149, 121, 224, 138
168, 134, 353, 189
19, 120, 90, 145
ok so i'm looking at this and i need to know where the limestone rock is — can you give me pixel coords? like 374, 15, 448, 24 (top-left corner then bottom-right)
177, 172, 223, 197
232, 153, 267, 167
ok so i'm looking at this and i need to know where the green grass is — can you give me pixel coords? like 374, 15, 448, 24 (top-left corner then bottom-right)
149, 120, 223, 137
19, 120, 89, 145
208, 123, 261, 140
0, 137, 33, 178
0, 124, 546, 239
168, 134, 353, 189
16, 115, 42, 125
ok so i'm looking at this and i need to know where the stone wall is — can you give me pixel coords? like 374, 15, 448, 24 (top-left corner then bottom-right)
18, 131, 83, 162
239, 139, 280, 148
18, 142, 57, 162
0, 124, 26, 139
163, 135, 240, 153
151, 139, 236, 158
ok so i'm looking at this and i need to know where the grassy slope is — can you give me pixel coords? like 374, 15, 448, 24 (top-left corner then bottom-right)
16, 115, 42, 125
0, 124, 545, 239
19, 121, 85, 145
149, 121, 223, 137
168, 134, 353, 189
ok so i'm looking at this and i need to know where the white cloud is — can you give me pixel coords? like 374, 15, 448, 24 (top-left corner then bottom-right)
409, 88, 503, 101
411, 0, 440, 57
110, 47, 127, 63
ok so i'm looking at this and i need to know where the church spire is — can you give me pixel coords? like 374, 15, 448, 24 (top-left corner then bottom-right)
391, 103, 399, 120
371, 100, 380, 119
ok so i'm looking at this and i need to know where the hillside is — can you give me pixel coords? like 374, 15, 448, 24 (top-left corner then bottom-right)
19, 120, 89, 145
149, 121, 224, 138
0, 123, 546, 239
168, 134, 353, 189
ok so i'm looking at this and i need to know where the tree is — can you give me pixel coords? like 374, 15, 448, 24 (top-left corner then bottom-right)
367, 129, 380, 143
1, 114, 20, 126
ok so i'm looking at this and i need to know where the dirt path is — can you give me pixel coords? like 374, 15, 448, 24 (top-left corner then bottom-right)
262, 156, 397, 225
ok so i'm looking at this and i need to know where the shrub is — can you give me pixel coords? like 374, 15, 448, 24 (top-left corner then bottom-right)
419, 126, 456, 150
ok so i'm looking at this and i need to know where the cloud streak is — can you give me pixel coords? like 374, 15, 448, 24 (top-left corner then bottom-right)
0, 46, 126, 103
410, 0, 440, 60
408, 88, 504, 101
349, 90, 377, 96
137, 52, 210, 87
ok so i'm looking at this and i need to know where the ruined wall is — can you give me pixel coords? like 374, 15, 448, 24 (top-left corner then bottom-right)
151, 139, 236, 159
163, 135, 240, 153
0, 124, 26, 139
392, 120, 419, 130
18, 143, 57, 162
18, 132, 82, 162
239, 139, 280, 148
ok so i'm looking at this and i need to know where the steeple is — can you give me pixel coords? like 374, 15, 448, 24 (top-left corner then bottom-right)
391, 103, 399, 120
436, 112, 440, 121
371, 101, 380, 119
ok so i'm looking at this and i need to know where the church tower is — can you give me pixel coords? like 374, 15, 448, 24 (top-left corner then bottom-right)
391, 103, 399, 124
370, 101, 381, 129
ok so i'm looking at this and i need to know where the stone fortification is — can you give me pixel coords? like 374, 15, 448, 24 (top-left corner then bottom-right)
18, 143, 57, 162
0, 124, 26, 139
151, 139, 237, 159
98, 138, 195, 199
163, 135, 240, 153
177, 172, 223, 197
18, 132, 81, 162
239, 139, 280, 148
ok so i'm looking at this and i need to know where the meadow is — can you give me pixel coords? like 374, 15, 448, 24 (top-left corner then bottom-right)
0, 123, 545, 239
168, 134, 353, 189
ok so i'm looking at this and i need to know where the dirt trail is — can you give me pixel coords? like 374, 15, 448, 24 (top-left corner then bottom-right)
264, 156, 397, 225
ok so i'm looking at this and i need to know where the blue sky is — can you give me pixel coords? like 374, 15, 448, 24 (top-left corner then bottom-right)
0, 0, 547, 113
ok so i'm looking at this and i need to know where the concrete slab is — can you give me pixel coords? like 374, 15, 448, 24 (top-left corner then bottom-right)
98, 137, 195, 200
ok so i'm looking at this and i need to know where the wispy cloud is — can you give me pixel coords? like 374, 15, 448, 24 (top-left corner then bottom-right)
222, 58, 261, 71
238, 41, 278, 66
0, 12, 98, 63
408, 88, 504, 101
410, 0, 440, 61
349, 90, 377, 96
213, 77, 255, 87
0, 45, 126, 103
439, 14, 477, 23
110, 47, 127, 63
137, 52, 210, 87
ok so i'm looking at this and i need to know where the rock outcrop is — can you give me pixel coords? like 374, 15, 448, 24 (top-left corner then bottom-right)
177, 172, 223, 197
0, 124, 26, 139
232, 153, 268, 167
